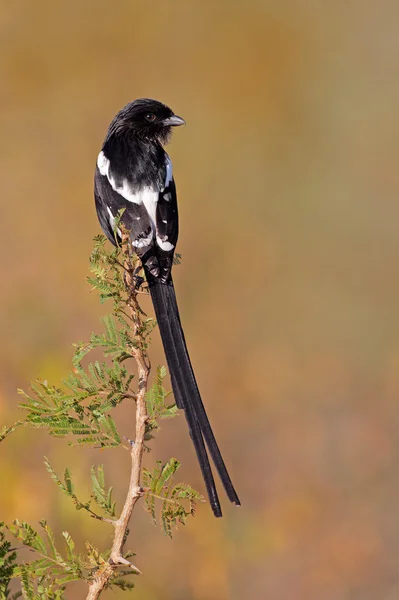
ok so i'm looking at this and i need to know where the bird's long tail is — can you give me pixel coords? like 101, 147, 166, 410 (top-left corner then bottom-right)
148, 278, 240, 517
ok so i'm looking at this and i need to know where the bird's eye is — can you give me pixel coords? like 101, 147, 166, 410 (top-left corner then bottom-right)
145, 113, 156, 122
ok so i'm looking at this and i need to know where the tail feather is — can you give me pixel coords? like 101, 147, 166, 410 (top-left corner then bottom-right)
166, 284, 241, 506
149, 279, 240, 515
149, 281, 222, 516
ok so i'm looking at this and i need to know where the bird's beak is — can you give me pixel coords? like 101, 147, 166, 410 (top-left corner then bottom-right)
162, 115, 186, 127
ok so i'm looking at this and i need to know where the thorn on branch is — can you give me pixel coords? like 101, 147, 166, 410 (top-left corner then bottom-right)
123, 436, 135, 447
109, 554, 142, 574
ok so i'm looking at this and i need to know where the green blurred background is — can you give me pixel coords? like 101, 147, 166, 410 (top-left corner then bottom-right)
1, 1, 399, 598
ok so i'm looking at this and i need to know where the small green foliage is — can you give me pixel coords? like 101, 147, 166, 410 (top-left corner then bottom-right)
111, 578, 135, 591
90, 465, 117, 517
90, 314, 136, 361
44, 459, 90, 513
17, 358, 127, 449
145, 366, 178, 441
8, 520, 83, 596
142, 459, 204, 537
87, 234, 125, 305
85, 542, 107, 569
7, 519, 137, 595
0, 522, 19, 599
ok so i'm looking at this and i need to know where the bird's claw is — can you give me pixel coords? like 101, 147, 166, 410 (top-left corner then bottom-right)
123, 269, 145, 292
133, 275, 145, 290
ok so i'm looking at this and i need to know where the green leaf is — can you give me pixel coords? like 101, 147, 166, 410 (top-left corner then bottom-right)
0, 522, 18, 596
8, 521, 48, 556
155, 459, 180, 495
44, 460, 90, 512
85, 542, 106, 568
142, 460, 204, 537
61, 532, 75, 563
111, 578, 135, 590
146, 366, 177, 431
90, 466, 117, 517
19, 565, 34, 599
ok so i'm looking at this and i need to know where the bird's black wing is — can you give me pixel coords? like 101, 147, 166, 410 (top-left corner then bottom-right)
153, 177, 179, 283
94, 166, 153, 252
156, 177, 179, 249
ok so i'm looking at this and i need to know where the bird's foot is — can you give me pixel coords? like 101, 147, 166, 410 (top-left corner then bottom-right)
123, 266, 146, 292
132, 265, 147, 291
133, 275, 145, 290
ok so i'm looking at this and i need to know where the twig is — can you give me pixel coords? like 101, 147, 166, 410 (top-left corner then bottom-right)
86, 232, 149, 598
0, 420, 25, 443
85, 506, 115, 525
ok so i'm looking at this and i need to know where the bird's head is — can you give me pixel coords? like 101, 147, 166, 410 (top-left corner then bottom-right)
108, 98, 185, 145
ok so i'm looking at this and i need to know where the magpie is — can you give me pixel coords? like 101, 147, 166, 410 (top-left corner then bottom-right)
94, 98, 240, 517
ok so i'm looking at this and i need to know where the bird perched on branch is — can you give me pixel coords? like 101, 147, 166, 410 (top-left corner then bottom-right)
94, 98, 240, 517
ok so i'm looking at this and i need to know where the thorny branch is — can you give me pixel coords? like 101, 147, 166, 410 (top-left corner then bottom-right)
0, 227, 203, 597
86, 231, 150, 599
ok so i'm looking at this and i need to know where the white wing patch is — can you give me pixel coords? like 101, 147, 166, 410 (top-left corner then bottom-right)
139, 191, 174, 250
106, 206, 122, 237
141, 188, 158, 226
97, 151, 142, 205
97, 151, 175, 251
156, 236, 174, 251
133, 231, 153, 248
164, 155, 173, 189
97, 151, 109, 175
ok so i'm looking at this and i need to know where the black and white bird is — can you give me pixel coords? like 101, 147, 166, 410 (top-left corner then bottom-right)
94, 98, 240, 517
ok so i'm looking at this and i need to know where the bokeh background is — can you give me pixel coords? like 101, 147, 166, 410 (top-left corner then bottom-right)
1, 1, 399, 598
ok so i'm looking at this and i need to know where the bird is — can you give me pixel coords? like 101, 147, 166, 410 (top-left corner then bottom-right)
94, 98, 240, 517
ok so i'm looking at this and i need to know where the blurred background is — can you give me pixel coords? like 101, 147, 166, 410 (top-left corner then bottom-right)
1, 1, 399, 598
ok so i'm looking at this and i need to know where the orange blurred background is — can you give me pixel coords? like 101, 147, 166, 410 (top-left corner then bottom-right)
1, 1, 399, 598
